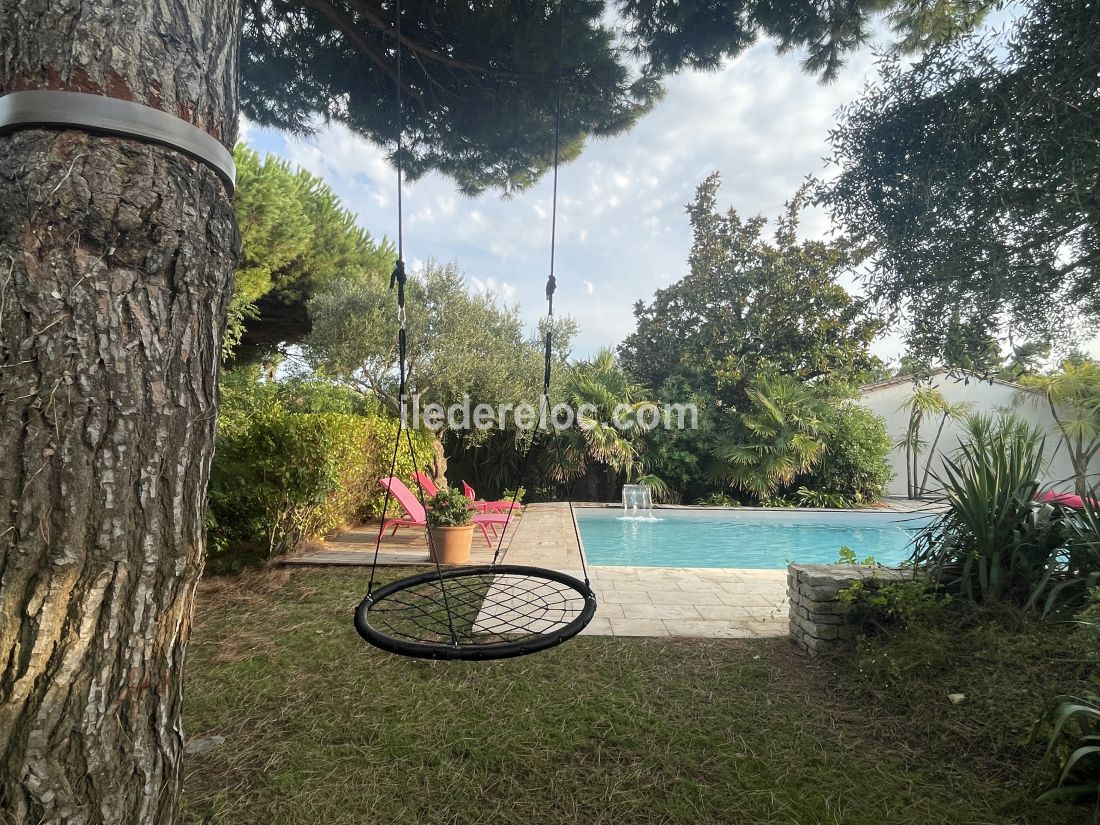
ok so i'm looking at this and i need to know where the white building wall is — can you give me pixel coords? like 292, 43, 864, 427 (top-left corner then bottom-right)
857, 372, 1094, 498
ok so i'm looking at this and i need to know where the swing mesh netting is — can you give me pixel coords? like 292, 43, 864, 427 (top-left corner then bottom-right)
355, 565, 596, 660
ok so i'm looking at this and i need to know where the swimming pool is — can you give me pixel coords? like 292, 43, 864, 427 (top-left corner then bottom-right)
574, 508, 932, 569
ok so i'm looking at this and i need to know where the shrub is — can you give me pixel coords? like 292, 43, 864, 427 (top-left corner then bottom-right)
425, 488, 474, 527
797, 403, 892, 504
839, 577, 951, 636
794, 486, 855, 509
208, 377, 430, 567
501, 486, 527, 504
1052, 495, 1100, 614
696, 492, 741, 506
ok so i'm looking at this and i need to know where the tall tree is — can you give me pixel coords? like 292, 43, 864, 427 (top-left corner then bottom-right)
820, 0, 1100, 360
0, 3, 240, 822
0, 2, 991, 822
619, 174, 884, 403
304, 260, 557, 413
230, 145, 393, 361
303, 260, 574, 476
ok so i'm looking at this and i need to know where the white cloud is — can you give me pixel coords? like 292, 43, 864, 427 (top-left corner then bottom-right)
241, 31, 895, 357
469, 276, 517, 302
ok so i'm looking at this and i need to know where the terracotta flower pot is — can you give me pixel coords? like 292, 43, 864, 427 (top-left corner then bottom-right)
428, 525, 474, 564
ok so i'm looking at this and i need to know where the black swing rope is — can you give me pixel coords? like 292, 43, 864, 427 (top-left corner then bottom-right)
355, 0, 596, 661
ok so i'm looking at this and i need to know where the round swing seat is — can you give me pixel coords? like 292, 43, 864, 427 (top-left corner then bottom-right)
354, 565, 597, 661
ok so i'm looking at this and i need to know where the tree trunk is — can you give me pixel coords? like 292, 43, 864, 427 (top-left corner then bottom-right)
917, 413, 950, 498
0, 2, 240, 823
430, 433, 449, 485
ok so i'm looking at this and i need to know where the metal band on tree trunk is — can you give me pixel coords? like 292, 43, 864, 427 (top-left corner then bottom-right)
0, 90, 235, 194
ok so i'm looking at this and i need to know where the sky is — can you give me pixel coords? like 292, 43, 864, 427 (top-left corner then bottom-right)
244, 6, 1089, 366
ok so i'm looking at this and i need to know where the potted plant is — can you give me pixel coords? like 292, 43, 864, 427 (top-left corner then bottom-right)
425, 487, 475, 564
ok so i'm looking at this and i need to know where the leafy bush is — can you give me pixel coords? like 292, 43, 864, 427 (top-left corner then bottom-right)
839, 577, 951, 635
1053, 497, 1100, 614
208, 376, 430, 568
501, 486, 527, 504
837, 545, 877, 565
425, 488, 474, 527
911, 413, 1069, 608
794, 486, 855, 508
797, 403, 892, 503
760, 494, 797, 508
695, 492, 741, 506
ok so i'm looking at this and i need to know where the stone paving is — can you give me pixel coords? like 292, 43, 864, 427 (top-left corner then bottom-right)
565, 566, 788, 638
503, 504, 787, 639
287, 501, 836, 639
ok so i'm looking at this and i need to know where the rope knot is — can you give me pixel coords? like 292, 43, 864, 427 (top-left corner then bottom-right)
390, 259, 407, 291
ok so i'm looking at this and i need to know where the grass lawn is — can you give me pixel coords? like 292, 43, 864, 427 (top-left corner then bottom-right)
182, 568, 1092, 825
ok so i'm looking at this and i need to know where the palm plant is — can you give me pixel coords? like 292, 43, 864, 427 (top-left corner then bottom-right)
545, 349, 666, 497
1022, 359, 1100, 493
708, 374, 833, 500
897, 382, 970, 499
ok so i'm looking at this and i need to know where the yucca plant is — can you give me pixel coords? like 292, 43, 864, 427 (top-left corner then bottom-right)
911, 413, 1066, 606
1037, 695, 1100, 811
1045, 492, 1100, 615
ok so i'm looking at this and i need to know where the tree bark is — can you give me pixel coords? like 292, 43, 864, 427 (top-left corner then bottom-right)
0, 2, 240, 823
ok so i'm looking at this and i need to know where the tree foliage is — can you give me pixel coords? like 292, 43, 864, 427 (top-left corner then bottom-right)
619, 174, 883, 403
798, 402, 893, 503
820, 0, 1100, 359
230, 145, 393, 361
623, 0, 993, 78
303, 259, 573, 415
241, 1, 993, 194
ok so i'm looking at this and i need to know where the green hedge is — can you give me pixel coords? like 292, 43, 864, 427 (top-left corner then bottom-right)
208, 376, 431, 567
796, 403, 893, 504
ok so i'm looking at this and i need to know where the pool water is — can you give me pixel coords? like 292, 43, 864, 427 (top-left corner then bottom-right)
575, 508, 932, 569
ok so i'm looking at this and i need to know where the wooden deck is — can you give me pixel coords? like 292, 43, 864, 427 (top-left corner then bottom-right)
280, 516, 522, 567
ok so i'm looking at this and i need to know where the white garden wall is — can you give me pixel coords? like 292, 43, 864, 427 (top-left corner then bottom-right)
857, 370, 1097, 498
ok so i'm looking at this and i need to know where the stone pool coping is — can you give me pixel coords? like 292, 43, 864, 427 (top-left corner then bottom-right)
288, 502, 928, 640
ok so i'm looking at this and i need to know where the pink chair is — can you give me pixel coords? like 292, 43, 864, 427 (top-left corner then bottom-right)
412, 471, 440, 498
379, 477, 510, 547
462, 480, 523, 513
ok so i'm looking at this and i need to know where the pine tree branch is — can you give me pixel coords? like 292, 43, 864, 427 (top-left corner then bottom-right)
343, 0, 522, 78
299, 0, 413, 97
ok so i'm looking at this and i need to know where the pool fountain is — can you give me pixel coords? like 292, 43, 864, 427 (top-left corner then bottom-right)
620, 484, 660, 521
